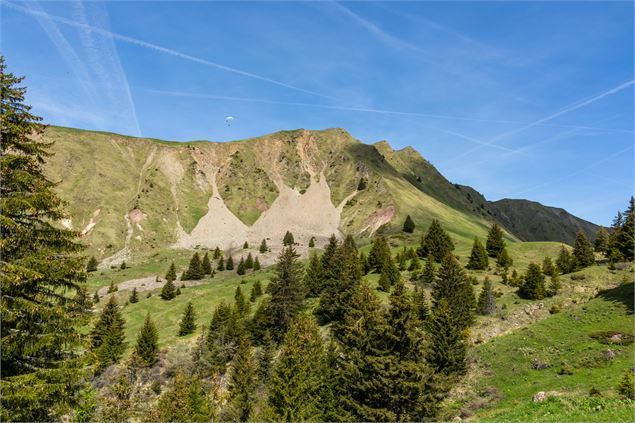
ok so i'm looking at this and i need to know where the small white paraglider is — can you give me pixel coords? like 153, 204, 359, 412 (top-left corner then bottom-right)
225, 116, 235, 126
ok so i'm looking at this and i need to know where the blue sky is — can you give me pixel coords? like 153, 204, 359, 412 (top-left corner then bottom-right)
2, 0, 633, 226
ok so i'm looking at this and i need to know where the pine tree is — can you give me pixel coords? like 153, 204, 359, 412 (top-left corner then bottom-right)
420, 254, 436, 286
206, 301, 241, 372
257, 330, 275, 384
594, 227, 610, 254
253, 256, 261, 271
183, 252, 204, 280
556, 246, 575, 274
377, 269, 391, 292
225, 337, 257, 422
178, 302, 197, 336
226, 255, 234, 271
249, 285, 257, 302
431, 254, 474, 331
283, 230, 295, 246
120, 261, 127, 270
91, 296, 126, 368
243, 241, 249, 249
245, 252, 254, 269
542, 256, 555, 275
616, 370, 635, 399
367, 235, 390, 272
418, 219, 455, 262
477, 278, 495, 315
165, 262, 177, 282
547, 268, 561, 297
408, 254, 421, 273
486, 223, 506, 258
427, 298, 467, 375
253, 280, 263, 297
403, 214, 416, 233
259, 238, 268, 253
607, 198, 634, 262
466, 237, 489, 270
135, 314, 159, 367
129, 287, 139, 304
269, 315, 326, 422
217, 256, 225, 271
202, 252, 212, 275
1, 59, 91, 420
264, 247, 305, 341
519, 263, 546, 300
156, 372, 212, 422
234, 286, 249, 316
411, 285, 429, 323
308, 236, 316, 248
304, 252, 324, 297
107, 280, 118, 293
496, 247, 513, 269
237, 257, 246, 275
160, 278, 176, 300
86, 256, 98, 272
213, 246, 222, 259
572, 230, 595, 268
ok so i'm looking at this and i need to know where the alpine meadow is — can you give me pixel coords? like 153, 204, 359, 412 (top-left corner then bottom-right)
1, 1, 634, 422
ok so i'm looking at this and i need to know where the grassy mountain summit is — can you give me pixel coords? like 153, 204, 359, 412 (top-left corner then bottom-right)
42, 125, 595, 262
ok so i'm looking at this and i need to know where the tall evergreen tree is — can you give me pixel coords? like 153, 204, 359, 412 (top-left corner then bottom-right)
245, 252, 254, 269
367, 235, 391, 272
1, 59, 90, 421
213, 246, 221, 259
234, 286, 250, 316
477, 278, 495, 315
411, 285, 429, 323
486, 223, 506, 258
432, 254, 474, 330
86, 256, 98, 272
226, 255, 234, 271
160, 278, 176, 300
183, 252, 204, 280
165, 261, 177, 282
426, 298, 467, 375
202, 252, 212, 275
269, 315, 326, 422
257, 330, 275, 384
243, 241, 249, 249
402, 214, 416, 233
466, 237, 489, 270
253, 256, 261, 271
283, 230, 295, 246
573, 230, 595, 268
135, 314, 159, 367
178, 301, 197, 336
90, 296, 126, 368
606, 198, 634, 262
236, 257, 246, 275
542, 256, 555, 276
419, 254, 436, 286
496, 247, 513, 269
556, 246, 575, 274
129, 287, 139, 304
304, 251, 324, 297
418, 219, 455, 262
253, 280, 263, 297
206, 301, 240, 372
155, 372, 212, 422
377, 268, 391, 292
217, 255, 225, 271
594, 227, 610, 254
259, 238, 268, 253
264, 247, 305, 341
519, 263, 546, 300
547, 268, 561, 297
225, 337, 257, 422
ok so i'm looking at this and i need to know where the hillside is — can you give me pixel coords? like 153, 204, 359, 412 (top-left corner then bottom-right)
42, 126, 597, 264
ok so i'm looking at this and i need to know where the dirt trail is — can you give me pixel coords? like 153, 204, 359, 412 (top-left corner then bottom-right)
97, 275, 208, 296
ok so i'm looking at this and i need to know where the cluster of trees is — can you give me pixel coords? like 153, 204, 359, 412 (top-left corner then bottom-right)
595, 199, 634, 263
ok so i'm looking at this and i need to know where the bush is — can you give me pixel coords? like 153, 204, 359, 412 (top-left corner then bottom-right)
549, 304, 562, 314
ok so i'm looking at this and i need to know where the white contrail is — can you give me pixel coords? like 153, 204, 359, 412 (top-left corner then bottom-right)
3, 0, 333, 100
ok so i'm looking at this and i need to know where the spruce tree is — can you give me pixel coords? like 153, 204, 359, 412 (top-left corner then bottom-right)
420, 254, 436, 286
245, 252, 254, 269
160, 278, 176, 300
206, 301, 240, 372
308, 236, 316, 248
427, 298, 467, 375
259, 238, 268, 253
249, 285, 257, 302
496, 247, 513, 269
253, 256, 261, 271
264, 247, 305, 341
547, 268, 561, 297
202, 252, 212, 275
234, 286, 249, 316
243, 241, 249, 249
129, 287, 139, 304
519, 263, 546, 300
606, 198, 634, 262
135, 314, 159, 367
418, 219, 455, 262
217, 256, 225, 271
226, 255, 234, 271
269, 315, 326, 422
432, 253, 474, 331
253, 280, 263, 297
91, 296, 126, 368
542, 256, 555, 275
225, 337, 257, 422
556, 246, 575, 274
466, 237, 489, 270
477, 278, 495, 315
107, 280, 118, 293
486, 223, 506, 258
304, 252, 324, 297
412, 286, 429, 323
165, 262, 177, 282
572, 230, 595, 268
178, 302, 197, 336
403, 214, 416, 233
156, 372, 211, 422
368, 235, 390, 272
86, 256, 98, 272
1, 59, 91, 420
183, 252, 204, 280
408, 254, 421, 273
377, 269, 391, 292
237, 257, 246, 275
213, 246, 222, 259
594, 227, 610, 254
283, 230, 295, 246
257, 330, 275, 384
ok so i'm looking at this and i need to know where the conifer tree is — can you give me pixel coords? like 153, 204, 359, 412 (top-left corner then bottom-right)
213, 246, 222, 259
107, 280, 118, 293
573, 230, 595, 268
234, 286, 250, 316
412, 285, 429, 323
397, 250, 408, 271
264, 247, 305, 341
519, 263, 546, 300
403, 214, 416, 233
556, 246, 575, 274
206, 301, 240, 371
418, 219, 455, 262
225, 337, 257, 422
243, 241, 249, 249
477, 278, 495, 315
120, 261, 127, 270
360, 251, 370, 274
408, 254, 421, 273
93, 291, 100, 304
547, 268, 561, 297
202, 252, 212, 275
86, 256, 98, 272
217, 256, 225, 271
427, 298, 467, 375
496, 247, 513, 269
91, 296, 126, 368
616, 370, 635, 399
594, 227, 610, 254
486, 223, 506, 258
542, 256, 555, 276
269, 315, 326, 422
129, 287, 139, 304
156, 372, 212, 422
165, 262, 177, 282
245, 252, 254, 269
226, 255, 234, 271
304, 252, 324, 297
259, 238, 268, 253
257, 330, 275, 384
432, 254, 474, 330
134, 314, 159, 367
308, 236, 316, 248
178, 301, 197, 336
377, 269, 391, 292
160, 278, 176, 300
368, 235, 391, 272
249, 285, 257, 302
253, 256, 261, 271
420, 254, 436, 286
253, 280, 263, 297
283, 230, 295, 246
606, 198, 634, 262
237, 257, 246, 275
466, 237, 489, 270
183, 252, 204, 280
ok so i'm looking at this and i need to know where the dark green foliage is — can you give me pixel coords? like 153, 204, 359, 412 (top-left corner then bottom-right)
556, 246, 575, 274
86, 256, 98, 272
253, 280, 263, 297
243, 241, 249, 249
253, 256, 261, 271
234, 286, 250, 316
427, 298, 467, 375
496, 247, 513, 269
264, 247, 305, 341
466, 237, 489, 270
308, 236, 315, 248
107, 281, 118, 293
606, 198, 634, 262
368, 235, 390, 272
155, 372, 212, 422
377, 269, 391, 292
217, 256, 225, 271
408, 254, 421, 273
237, 257, 246, 275
519, 263, 546, 300
91, 296, 126, 368
249, 285, 257, 302
245, 252, 254, 269
431, 254, 474, 331
183, 252, 204, 280
178, 302, 197, 336
120, 261, 127, 270
135, 314, 159, 367
411, 286, 429, 323
269, 315, 326, 421
542, 256, 555, 275
93, 291, 100, 304
418, 219, 455, 262
225, 337, 257, 422
257, 330, 275, 384
129, 287, 139, 304
304, 252, 324, 297
202, 252, 212, 275
206, 301, 241, 372
420, 254, 436, 286
213, 246, 221, 259
160, 278, 176, 300
573, 230, 595, 268
594, 227, 610, 253
259, 238, 268, 253
283, 230, 295, 246
165, 262, 177, 282
176, 287, 182, 296
486, 223, 506, 258
477, 278, 495, 315
0, 61, 91, 420
616, 370, 635, 399
403, 214, 415, 233
547, 268, 561, 296
357, 177, 367, 190
226, 255, 234, 271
